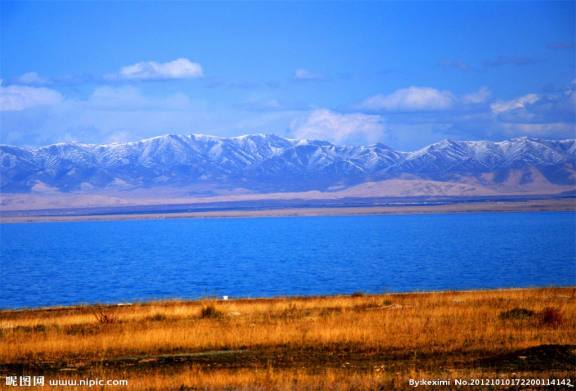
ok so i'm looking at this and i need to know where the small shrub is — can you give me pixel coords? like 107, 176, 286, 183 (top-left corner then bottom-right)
382, 300, 393, 306
351, 291, 365, 298
148, 313, 167, 322
499, 308, 535, 320
319, 306, 343, 316
93, 308, 118, 324
200, 304, 222, 319
540, 307, 563, 327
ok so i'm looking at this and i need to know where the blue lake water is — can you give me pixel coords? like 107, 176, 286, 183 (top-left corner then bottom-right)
1, 212, 575, 309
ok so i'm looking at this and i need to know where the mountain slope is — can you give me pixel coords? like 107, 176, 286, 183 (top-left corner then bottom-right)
1, 134, 575, 194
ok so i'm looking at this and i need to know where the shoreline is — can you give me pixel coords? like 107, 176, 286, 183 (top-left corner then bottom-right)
1, 198, 574, 224
1, 285, 574, 313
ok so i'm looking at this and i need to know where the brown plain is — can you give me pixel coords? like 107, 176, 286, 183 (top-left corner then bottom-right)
0, 288, 575, 390
1, 198, 574, 224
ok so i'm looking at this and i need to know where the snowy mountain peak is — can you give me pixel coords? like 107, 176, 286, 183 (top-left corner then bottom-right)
1, 134, 574, 193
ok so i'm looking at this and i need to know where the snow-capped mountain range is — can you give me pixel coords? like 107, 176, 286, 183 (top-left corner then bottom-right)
1, 134, 575, 194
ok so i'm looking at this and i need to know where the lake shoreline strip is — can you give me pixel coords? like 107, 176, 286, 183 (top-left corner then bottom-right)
0, 198, 574, 224
1, 286, 574, 314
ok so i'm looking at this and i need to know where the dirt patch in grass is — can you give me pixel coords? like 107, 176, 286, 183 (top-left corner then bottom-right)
499, 307, 535, 320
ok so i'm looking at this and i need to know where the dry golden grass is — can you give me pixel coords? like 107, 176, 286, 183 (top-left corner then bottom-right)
1, 288, 575, 390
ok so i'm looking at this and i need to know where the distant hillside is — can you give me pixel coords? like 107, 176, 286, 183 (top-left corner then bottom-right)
1, 135, 575, 208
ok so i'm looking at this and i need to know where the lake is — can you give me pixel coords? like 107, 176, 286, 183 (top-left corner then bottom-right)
1, 212, 575, 309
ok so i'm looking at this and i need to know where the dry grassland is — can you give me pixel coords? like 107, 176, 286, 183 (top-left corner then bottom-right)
0, 288, 574, 389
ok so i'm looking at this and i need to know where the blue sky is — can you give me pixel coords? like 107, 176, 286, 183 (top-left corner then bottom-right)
1, 1, 574, 150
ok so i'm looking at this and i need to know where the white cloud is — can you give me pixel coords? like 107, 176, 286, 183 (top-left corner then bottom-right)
0, 83, 63, 111
347, 83, 574, 144
113, 58, 204, 80
489, 87, 575, 135
292, 109, 385, 144
16, 72, 50, 85
490, 93, 540, 114
359, 86, 455, 112
293, 68, 323, 81
0, 84, 215, 145
462, 87, 491, 104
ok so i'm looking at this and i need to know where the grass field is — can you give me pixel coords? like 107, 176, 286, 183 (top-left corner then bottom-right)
1, 288, 575, 390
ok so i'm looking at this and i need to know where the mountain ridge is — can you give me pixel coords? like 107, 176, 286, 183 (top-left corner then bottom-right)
1, 134, 575, 195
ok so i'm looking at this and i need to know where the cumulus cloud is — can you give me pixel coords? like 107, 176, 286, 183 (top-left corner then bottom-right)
486, 84, 575, 136
492, 84, 574, 121
293, 68, 323, 81
111, 58, 204, 81
0, 84, 215, 145
0, 82, 63, 111
291, 109, 385, 144
359, 87, 455, 112
350, 82, 575, 145
490, 93, 540, 115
